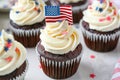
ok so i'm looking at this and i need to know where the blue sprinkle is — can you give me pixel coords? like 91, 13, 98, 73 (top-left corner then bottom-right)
99, 8, 103, 12
7, 39, 12, 43
37, 9, 41, 13
16, 11, 20, 14
4, 47, 9, 52
35, 1, 39, 5
96, 7, 99, 11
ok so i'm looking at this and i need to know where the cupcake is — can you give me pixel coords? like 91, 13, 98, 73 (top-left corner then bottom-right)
44, 0, 89, 24
9, 0, 45, 47
0, 30, 28, 80
36, 20, 82, 79
80, 0, 120, 52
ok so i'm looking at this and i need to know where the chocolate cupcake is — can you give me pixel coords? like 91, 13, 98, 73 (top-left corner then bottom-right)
0, 30, 28, 80
36, 20, 82, 79
9, 0, 45, 47
44, 0, 89, 24
80, 0, 120, 52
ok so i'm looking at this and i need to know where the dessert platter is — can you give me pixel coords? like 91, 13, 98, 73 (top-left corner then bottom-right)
0, 0, 120, 80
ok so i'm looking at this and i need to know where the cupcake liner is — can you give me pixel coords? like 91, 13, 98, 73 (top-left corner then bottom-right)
10, 26, 41, 37
72, 0, 89, 12
10, 60, 29, 80
80, 20, 120, 52
36, 43, 83, 79
80, 20, 120, 43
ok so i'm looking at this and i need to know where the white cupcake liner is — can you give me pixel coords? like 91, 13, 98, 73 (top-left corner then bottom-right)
72, 0, 89, 12
80, 20, 120, 43
10, 25, 41, 37
40, 51, 82, 67
10, 60, 29, 80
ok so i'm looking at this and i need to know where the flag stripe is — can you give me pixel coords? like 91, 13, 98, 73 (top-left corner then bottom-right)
45, 6, 73, 25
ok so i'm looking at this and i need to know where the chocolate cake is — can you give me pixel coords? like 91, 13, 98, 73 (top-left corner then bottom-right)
10, 20, 45, 47
37, 41, 82, 79
0, 61, 27, 80
81, 21, 120, 52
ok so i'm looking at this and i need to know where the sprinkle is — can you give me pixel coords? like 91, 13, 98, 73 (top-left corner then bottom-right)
5, 56, 13, 62
99, 8, 103, 12
90, 73, 96, 79
37, 9, 41, 13
16, 11, 20, 14
90, 54, 96, 59
114, 10, 117, 15
100, 0, 103, 4
99, 18, 105, 22
34, 7, 38, 11
15, 47, 20, 55
4, 47, 9, 52
7, 39, 12, 43
109, 2, 112, 7
106, 16, 111, 21
35, 1, 39, 5
96, 7, 99, 11
61, 30, 68, 35
6, 43, 12, 48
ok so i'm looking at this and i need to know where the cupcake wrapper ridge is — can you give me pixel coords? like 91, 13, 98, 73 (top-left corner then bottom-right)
10, 26, 40, 37
10, 60, 28, 80
80, 20, 120, 43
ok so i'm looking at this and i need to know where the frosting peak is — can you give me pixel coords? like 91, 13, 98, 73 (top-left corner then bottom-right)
40, 20, 80, 54
0, 30, 26, 75
10, 0, 45, 26
83, 0, 120, 32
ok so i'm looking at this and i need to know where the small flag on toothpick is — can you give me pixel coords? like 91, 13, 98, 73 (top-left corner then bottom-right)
45, 6, 73, 25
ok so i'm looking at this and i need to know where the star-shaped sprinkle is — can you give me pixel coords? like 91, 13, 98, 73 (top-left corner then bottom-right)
4, 47, 9, 52
16, 11, 20, 14
106, 16, 111, 21
109, 2, 112, 7
7, 39, 12, 43
34, 7, 38, 11
99, 8, 103, 12
35, 1, 39, 5
5, 56, 13, 62
90, 73, 96, 79
90, 54, 96, 59
6, 43, 12, 48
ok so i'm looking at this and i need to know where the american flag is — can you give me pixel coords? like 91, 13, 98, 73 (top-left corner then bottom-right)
45, 6, 73, 25
112, 59, 120, 80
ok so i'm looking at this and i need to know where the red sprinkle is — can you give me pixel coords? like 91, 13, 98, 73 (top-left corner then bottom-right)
61, 30, 68, 35
5, 56, 13, 62
88, 6, 92, 9
109, 2, 112, 7
90, 73, 96, 79
99, 18, 105, 22
106, 16, 111, 21
114, 10, 117, 15
6, 43, 12, 48
90, 55, 96, 59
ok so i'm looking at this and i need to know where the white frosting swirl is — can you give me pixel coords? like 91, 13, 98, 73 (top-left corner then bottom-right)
0, 30, 26, 76
83, 0, 120, 32
59, 0, 83, 4
10, 0, 45, 26
40, 20, 80, 54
